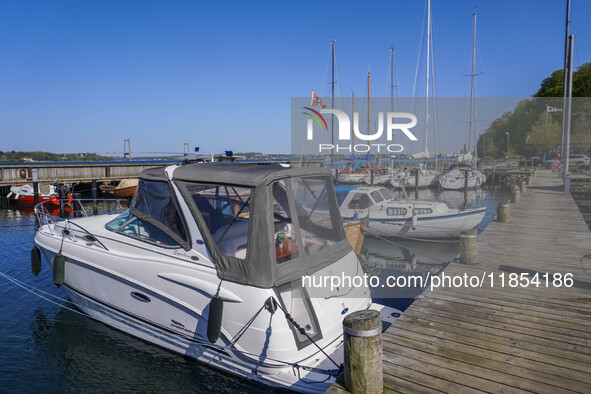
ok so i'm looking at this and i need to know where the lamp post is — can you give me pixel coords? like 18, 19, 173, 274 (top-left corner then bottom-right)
505, 132, 510, 154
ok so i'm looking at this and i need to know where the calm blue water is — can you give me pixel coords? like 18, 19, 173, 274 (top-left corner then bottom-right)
0, 207, 271, 393
0, 186, 508, 392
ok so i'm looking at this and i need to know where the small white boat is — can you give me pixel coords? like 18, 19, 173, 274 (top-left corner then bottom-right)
438, 189, 487, 210
33, 162, 400, 392
439, 164, 486, 190
339, 186, 486, 239
389, 163, 439, 189
337, 170, 367, 184
7, 183, 72, 206
361, 169, 392, 186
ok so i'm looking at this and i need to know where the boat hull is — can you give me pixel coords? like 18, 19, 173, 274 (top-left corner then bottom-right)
14, 194, 73, 206
337, 173, 366, 184
343, 219, 366, 254
390, 173, 438, 189
363, 208, 486, 239
34, 222, 399, 393
439, 171, 486, 190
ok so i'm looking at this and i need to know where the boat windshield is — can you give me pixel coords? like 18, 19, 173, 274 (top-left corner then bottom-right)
105, 179, 190, 249
182, 184, 252, 259
370, 190, 384, 203
379, 188, 392, 201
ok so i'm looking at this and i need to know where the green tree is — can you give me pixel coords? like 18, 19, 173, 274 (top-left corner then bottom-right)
528, 113, 561, 158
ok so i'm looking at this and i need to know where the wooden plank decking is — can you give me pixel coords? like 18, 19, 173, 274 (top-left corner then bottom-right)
331, 170, 591, 393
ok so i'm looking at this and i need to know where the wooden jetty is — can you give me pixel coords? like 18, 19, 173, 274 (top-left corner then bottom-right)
0, 160, 323, 186
483, 168, 536, 189
330, 169, 591, 393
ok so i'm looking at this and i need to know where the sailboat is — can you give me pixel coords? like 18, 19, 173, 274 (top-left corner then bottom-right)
439, 11, 486, 190
337, 70, 374, 184
391, 0, 439, 189
362, 45, 398, 186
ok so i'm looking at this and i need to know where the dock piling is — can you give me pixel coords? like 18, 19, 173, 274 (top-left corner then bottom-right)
33, 181, 39, 206
91, 179, 97, 202
73, 192, 82, 217
343, 310, 383, 394
464, 168, 469, 191
520, 181, 527, 193
511, 190, 520, 204
497, 203, 510, 222
459, 229, 478, 264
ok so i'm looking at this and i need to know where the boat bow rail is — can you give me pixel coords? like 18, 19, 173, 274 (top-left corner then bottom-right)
34, 198, 127, 248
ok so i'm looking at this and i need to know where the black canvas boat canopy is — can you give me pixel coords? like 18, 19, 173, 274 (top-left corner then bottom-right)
138, 162, 350, 288
172, 162, 331, 187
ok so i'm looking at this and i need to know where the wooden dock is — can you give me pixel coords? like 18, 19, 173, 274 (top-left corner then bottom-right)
0, 160, 324, 185
330, 170, 591, 393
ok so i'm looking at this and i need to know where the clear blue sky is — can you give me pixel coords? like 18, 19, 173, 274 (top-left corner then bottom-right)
0, 0, 589, 154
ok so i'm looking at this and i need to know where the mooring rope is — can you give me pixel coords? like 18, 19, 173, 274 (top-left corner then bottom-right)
0, 270, 341, 382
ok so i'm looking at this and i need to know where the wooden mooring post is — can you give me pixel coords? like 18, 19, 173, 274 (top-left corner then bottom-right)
520, 181, 527, 193
511, 189, 520, 203
91, 179, 98, 202
343, 310, 383, 393
459, 229, 478, 264
497, 203, 510, 222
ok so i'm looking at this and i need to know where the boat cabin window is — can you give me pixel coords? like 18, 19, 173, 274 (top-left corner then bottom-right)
347, 193, 372, 210
413, 208, 433, 215
183, 183, 252, 259
379, 189, 392, 201
273, 176, 344, 261
131, 180, 189, 244
272, 180, 298, 263
370, 190, 384, 203
387, 207, 407, 216
106, 210, 182, 248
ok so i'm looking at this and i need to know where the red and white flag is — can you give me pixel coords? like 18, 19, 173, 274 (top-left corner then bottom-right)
310, 91, 327, 108
547, 105, 562, 112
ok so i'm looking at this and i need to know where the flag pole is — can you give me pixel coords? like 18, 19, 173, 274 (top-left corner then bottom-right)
560, 0, 571, 176
564, 34, 574, 195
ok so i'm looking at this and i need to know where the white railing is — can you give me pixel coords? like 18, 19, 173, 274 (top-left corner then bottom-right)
34, 198, 127, 251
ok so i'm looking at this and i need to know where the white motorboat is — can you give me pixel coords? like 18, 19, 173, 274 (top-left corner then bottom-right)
33, 162, 400, 392
339, 186, 486, 239
439, 164, 486, 190
7, 182, 72, 206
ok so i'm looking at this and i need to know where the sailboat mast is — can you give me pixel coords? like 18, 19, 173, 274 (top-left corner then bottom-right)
390, 46, 394, 112
367, 70, 371, 166
330, 40, 335, 168
471, 11, 478, 162
425, 0, 431, 157
352, 92, 355, 147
